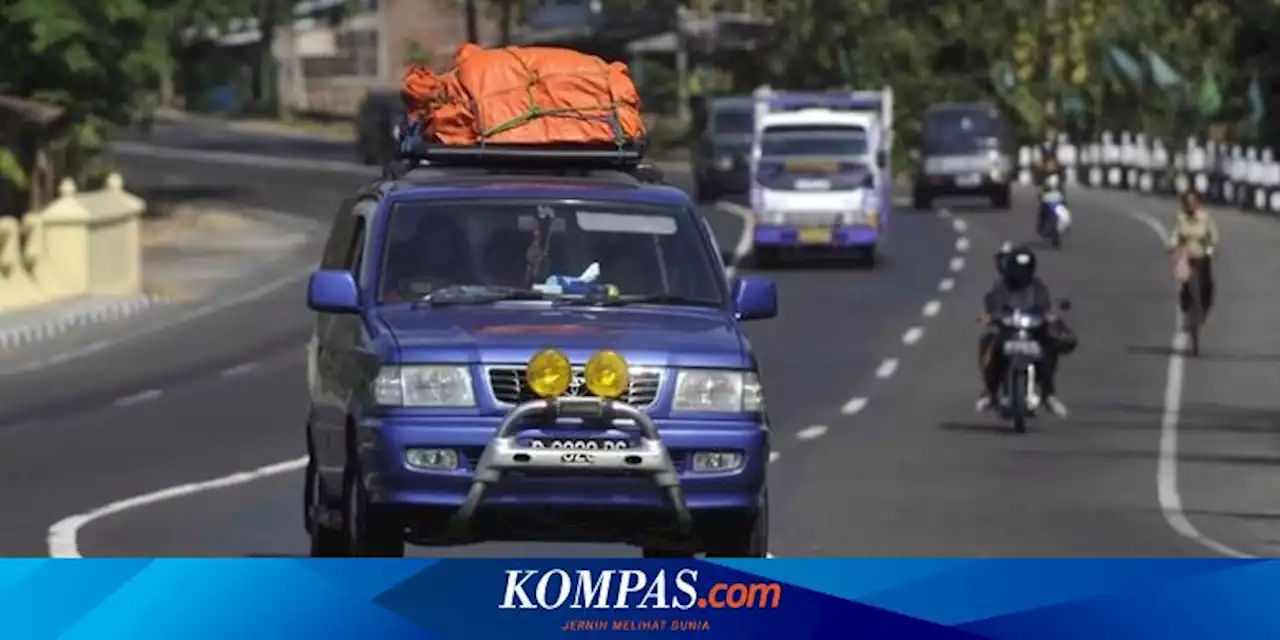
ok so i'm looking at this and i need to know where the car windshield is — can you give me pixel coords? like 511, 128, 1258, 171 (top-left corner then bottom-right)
712, 108, 753, 134
922, 109, 1006, 154
378, 199, 725, 306
760, 125, 868, 156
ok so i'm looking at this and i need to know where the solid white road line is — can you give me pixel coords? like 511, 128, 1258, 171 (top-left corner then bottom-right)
902, 327, 924, 346
840, 397, 868, 416
796, 425, 828, 441
47, 456, 309, 558
955, 237, 970, 252
2, 269, 311, 377
1125, 209, 1252, 559
713, 201, 755, 279
922, 300, 942, 317
112, 389, 162, 407
875, 358, 898, 379
939, 278, 955, 292
220, 361, 260, 378
949, 257, 966, 272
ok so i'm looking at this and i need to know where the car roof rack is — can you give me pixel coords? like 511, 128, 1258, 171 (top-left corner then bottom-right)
384, 142, 663, 184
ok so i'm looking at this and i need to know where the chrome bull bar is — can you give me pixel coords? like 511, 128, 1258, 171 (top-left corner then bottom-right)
450, 396, 691, 529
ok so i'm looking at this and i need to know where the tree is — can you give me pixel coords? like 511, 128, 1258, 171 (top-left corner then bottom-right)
0, 0, 174, 184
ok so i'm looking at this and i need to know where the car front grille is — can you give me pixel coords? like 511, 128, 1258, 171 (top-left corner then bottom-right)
486, 366, 664, 409
781, 211, 843, 226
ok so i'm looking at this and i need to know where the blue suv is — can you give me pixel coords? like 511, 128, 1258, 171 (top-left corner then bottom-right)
304, 145, 778, 557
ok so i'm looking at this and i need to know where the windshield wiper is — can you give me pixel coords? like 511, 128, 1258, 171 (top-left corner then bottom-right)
411, 287, 546, 309
554, 293, 722, 308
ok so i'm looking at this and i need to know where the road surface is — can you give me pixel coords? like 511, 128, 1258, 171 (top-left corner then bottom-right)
1, 119, 1276, 558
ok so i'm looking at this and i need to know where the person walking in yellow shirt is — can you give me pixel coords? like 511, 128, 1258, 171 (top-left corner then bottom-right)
1168, 191, 1219, 324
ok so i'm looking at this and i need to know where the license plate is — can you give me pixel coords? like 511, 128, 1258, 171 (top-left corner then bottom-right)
527, 439, 630, 450
1003, 339, 1042, 357
956, 173, 982, 187
798, 227, 833, 244
794, 178, 832, 191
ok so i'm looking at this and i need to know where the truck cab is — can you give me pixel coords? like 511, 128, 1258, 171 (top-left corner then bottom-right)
747, 87, 894, 267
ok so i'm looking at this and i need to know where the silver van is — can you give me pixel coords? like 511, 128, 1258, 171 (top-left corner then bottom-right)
911, 103, 1013, 210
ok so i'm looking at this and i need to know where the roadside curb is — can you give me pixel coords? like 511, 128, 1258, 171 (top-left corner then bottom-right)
0, 294, 173, 354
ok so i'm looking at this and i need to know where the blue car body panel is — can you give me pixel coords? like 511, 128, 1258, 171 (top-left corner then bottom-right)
308, 180, 771, 529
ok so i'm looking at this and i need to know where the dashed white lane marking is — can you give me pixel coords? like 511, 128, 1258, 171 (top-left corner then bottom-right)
796, 425, 828, 440
1124, 208, 1253, 559
902, 327, 924, 346
949, 257, 966, 272
768, 451, 781, 464
952, 218, 968, 233
840, 397, 868, 416
47, 456, 309, 558
875, 358, 899, 379
939, 278, 955, 292
713, 201, 756, 279
220, 361, 260, 377
955, 237, 970, 252
923, 300, 942, 317
112, 389, 162, 407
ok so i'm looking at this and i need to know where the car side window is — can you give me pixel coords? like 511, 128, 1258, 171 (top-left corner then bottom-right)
347, 218, 366, 275
321, 198, 357, 269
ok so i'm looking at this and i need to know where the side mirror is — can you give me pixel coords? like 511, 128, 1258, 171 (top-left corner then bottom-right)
732, 276, 777, 321
875, 150, 888, 168
1058, 299, 1072, 312
307, 269, 360, 313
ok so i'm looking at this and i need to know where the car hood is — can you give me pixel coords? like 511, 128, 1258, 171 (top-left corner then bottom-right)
375, 304, 749, 368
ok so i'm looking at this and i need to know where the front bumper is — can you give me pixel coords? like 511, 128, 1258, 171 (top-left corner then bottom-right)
915, 172, 1009, 194
753, 223, 879, 248
356, 399, 768, 517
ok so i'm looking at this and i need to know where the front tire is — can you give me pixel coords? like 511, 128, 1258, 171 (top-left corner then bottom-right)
1010, 368, 1028, 433
306, 453, 348, 557
702, 492, 769, 557
342, 455, 405, 557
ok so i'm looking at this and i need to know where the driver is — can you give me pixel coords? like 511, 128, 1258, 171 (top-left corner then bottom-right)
976, 244, 1068, 417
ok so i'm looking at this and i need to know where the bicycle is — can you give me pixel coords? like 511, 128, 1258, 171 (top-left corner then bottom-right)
1174, 246, 1207, 357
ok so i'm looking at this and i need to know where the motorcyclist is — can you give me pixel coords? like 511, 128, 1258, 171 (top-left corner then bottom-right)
1168, 191, 1219, 325
976, 244, 1069, 417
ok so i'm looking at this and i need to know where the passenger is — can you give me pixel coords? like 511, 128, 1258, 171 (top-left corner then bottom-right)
383, 213, 476, 299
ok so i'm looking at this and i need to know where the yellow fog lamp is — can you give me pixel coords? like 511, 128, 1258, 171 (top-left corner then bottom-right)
526, 348, 571, 398
585, 350, 630, 399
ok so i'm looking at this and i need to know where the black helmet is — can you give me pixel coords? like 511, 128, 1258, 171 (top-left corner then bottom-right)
1002, 245, 1037, 289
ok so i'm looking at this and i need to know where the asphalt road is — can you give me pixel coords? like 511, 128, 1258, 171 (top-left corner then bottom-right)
1, 119, 1276, 558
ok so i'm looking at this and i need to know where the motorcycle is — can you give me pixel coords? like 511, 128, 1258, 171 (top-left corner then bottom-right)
1037, 190, 1072, 249
994, 299, 1071, 433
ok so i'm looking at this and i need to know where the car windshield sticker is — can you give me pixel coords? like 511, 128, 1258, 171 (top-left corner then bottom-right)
575, 211, 677, 235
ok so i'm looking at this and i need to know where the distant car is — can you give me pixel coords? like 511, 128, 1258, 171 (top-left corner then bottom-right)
691, 96, 754, 202
304, 144, 777, 558
355, 89, 404, 165
911, 103, 1013, 210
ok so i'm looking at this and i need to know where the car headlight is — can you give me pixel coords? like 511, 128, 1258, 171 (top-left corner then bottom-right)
672, 369, 763, 413
373, 365, 475, 407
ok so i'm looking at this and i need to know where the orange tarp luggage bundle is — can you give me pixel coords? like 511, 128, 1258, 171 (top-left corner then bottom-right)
400, 44, 647, 148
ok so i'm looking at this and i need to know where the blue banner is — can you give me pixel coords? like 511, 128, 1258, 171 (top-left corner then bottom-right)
3, 559, 1280, 639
